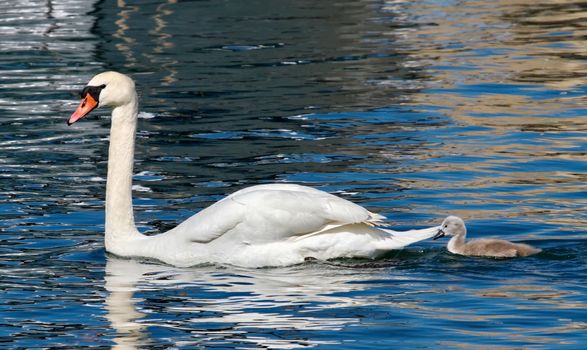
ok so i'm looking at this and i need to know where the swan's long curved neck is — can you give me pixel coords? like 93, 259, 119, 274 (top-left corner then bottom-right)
447, 232, 466, 253
105, 99, 142, 247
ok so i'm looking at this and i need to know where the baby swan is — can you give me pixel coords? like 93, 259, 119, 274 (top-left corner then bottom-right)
433, 216, 541, 258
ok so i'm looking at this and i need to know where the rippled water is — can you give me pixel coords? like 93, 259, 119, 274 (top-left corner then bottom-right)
1, 0, 587, 348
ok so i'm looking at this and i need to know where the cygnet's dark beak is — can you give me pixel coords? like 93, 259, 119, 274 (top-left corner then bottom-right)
432, 228, 446, 240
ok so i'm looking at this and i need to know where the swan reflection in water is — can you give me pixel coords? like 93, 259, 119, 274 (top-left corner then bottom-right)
104, 256, 389, 349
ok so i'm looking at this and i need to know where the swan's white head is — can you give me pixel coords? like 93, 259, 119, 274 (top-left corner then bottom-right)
433, 215, 466, 240
68, 71, 136, 125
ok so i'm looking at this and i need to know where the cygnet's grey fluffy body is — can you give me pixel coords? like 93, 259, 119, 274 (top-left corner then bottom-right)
433, 216, 541, 258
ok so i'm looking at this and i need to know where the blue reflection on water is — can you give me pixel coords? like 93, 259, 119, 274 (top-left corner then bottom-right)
1, 0, 587, 348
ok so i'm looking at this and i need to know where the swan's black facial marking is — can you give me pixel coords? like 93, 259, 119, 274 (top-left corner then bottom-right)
81, 84, 106, 101
67, 84, 106, 126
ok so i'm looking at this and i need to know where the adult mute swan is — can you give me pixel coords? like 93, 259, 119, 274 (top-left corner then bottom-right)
68, 71, 441, 267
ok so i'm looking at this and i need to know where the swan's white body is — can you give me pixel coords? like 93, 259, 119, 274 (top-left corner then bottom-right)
69, 71, 441, 267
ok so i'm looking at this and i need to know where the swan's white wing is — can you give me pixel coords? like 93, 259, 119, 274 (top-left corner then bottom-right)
168, 184, 384, 244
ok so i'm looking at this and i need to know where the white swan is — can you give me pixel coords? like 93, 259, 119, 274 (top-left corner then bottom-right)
68, 71, 441, 267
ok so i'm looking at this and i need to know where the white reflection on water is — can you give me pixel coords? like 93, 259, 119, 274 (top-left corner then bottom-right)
104, 257, 382, 349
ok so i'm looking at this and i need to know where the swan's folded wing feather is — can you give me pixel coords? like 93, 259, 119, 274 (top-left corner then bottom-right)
167, 185, 384, 244
166, 196, 247, 243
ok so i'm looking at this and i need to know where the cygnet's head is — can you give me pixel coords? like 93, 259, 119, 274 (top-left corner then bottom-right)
68, 71, 136, 125
433, 215, 466, 240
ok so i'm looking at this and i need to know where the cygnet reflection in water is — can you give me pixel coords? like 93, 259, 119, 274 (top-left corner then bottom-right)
433, 216, 541, 258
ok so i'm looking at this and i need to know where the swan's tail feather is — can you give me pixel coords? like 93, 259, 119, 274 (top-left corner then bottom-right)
379, 225, 442, 248
366, 212, 389, 227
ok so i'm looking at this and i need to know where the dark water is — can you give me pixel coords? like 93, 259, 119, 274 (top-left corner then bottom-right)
1, 0, 587, 348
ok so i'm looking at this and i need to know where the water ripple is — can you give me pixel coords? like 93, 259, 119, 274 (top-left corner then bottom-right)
1, 0, 587, 348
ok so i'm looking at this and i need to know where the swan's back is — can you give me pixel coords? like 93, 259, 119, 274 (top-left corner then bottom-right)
166, 183, 384, 245
462, 238, 541, 257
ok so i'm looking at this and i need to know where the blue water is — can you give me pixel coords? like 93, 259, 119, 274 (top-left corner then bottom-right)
1, 0, 586, 348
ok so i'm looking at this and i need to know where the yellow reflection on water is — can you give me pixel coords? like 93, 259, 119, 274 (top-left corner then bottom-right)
370, 0, 587, 232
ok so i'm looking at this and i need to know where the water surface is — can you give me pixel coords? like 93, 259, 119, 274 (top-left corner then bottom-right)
1, 0, 586, 348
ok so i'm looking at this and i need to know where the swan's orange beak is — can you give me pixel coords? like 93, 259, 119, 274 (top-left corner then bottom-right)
68, 94, 98, 125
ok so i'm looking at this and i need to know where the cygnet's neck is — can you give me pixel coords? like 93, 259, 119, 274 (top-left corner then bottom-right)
447, 231, 466, 254
105, 100, 142, 247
